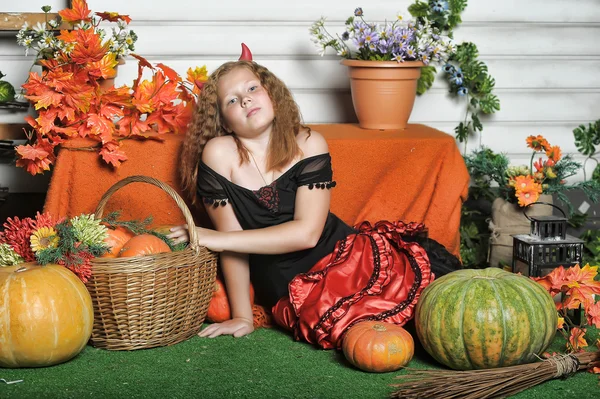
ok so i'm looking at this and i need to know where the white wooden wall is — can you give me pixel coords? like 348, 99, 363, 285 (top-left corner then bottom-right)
1, 0, 599, 192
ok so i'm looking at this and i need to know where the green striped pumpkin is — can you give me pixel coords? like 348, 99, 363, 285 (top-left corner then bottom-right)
414, 267, 557, 370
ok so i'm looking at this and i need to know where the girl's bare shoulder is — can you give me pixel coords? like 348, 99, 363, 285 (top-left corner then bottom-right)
202, 135, 237, 174
297, 128, 329, 158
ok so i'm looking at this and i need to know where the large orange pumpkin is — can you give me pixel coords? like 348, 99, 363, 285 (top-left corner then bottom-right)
0, 263, 94, 367
207, 278, 255, 323
102, 226, 134, 257
342, 321, 414, 373
118, 234, 171, 257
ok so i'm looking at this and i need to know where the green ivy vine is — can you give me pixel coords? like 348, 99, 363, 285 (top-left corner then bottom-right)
409, 0, 500, 148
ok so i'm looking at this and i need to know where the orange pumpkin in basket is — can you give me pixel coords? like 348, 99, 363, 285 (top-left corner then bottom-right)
118, 234, 171, 257
207, 278, 255, 323
102, 226, 135, 257
342, 321, 414, 373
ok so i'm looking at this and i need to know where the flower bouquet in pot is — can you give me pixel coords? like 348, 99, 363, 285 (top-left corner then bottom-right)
464, 135, 600, 268
309, 7, 453, 129
13, 0, 208, 174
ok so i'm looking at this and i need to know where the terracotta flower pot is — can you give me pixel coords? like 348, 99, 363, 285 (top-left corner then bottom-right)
341, 59, 424, 130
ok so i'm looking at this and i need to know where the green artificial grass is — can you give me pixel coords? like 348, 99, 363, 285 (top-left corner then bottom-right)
1, 324, 599, 399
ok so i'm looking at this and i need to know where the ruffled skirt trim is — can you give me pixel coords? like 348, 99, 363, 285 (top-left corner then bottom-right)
272, 220, 434, 349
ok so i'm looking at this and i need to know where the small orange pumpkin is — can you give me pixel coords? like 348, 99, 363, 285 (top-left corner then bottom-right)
0, 263, 94, 367
118, 234, 171, 257
342, 321, 414, 373
102, 226, 135, 257
207, 277, 255, 323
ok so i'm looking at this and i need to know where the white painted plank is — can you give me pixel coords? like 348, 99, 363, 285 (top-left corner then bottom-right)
1, 24, 599, 57
1, 57, 599, 93
87, 0, 600, 23
426, 123, 597, 154
293, 90, 600, 124
0, 86, 598, 125
114, 58, 600, 91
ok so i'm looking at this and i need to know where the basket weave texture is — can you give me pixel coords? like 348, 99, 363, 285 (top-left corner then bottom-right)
86, 175, 217, 350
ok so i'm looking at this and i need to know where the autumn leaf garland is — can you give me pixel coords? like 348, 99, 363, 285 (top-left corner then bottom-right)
15, 0, 208, 175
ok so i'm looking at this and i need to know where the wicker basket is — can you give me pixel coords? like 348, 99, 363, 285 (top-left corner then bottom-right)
86, 175, 218, 350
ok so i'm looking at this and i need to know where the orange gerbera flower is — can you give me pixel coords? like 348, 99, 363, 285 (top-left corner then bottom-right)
516, 189, 541, 207
545, 145, 562, 162
513, 175, 537, 192
514, 175, 543, 207
526, 135, 550, 151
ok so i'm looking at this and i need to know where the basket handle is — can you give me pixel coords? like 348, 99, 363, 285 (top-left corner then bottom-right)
94, 175, 199, 250
522, 201, 566, 222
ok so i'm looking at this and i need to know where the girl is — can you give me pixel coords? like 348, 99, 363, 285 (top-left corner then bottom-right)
171, 45, 460, 349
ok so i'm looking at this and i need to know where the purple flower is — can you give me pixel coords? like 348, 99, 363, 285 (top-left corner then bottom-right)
457, 86, 468, 96
363, 30, 379, 44
341, 31, 350, 41
392, 52, 405, 62
354, 7, 363, 17
377, 38, 389, 53
405, 46, 417, 59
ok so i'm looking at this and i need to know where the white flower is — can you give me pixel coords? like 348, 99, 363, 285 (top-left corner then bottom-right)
32, 22, 46, 34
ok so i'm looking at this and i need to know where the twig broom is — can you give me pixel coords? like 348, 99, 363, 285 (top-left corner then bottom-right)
390, 351, 600, 399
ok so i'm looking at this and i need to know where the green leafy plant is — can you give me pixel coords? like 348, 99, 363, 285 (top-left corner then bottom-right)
573, 119, 600, 182
572, 119, 600, 265
409, 0, 500, 147
459, 147, 507, 267
581, 229, 600, 265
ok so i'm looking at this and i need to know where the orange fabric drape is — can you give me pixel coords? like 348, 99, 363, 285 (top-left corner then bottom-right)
43, 124, 468, 256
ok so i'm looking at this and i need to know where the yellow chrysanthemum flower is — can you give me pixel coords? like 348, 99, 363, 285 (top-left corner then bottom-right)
30, 226, 59, 253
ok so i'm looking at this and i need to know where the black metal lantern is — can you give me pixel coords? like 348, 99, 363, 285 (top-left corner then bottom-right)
512, 202, 584, 277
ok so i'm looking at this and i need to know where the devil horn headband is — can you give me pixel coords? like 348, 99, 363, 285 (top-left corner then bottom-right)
238, 43, 253, 61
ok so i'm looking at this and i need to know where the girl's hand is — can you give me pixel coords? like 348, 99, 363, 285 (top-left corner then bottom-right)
198, 317, 254, 338
166, 224, 190, 244
167, 225, 225, 252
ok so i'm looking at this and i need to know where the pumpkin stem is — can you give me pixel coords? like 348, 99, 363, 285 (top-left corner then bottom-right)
372, 324, 387, 332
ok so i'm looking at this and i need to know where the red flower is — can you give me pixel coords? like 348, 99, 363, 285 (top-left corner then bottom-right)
58, 251, 94, 283
0, 216, 36, 261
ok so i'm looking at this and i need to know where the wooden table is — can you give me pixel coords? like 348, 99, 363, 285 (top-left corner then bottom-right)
43, 124, 469, 256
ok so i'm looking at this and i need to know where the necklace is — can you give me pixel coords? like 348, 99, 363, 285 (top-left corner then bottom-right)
246, 148, 268, 186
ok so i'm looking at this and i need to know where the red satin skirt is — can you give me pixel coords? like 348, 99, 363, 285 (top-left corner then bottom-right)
272, 220, 434, 350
